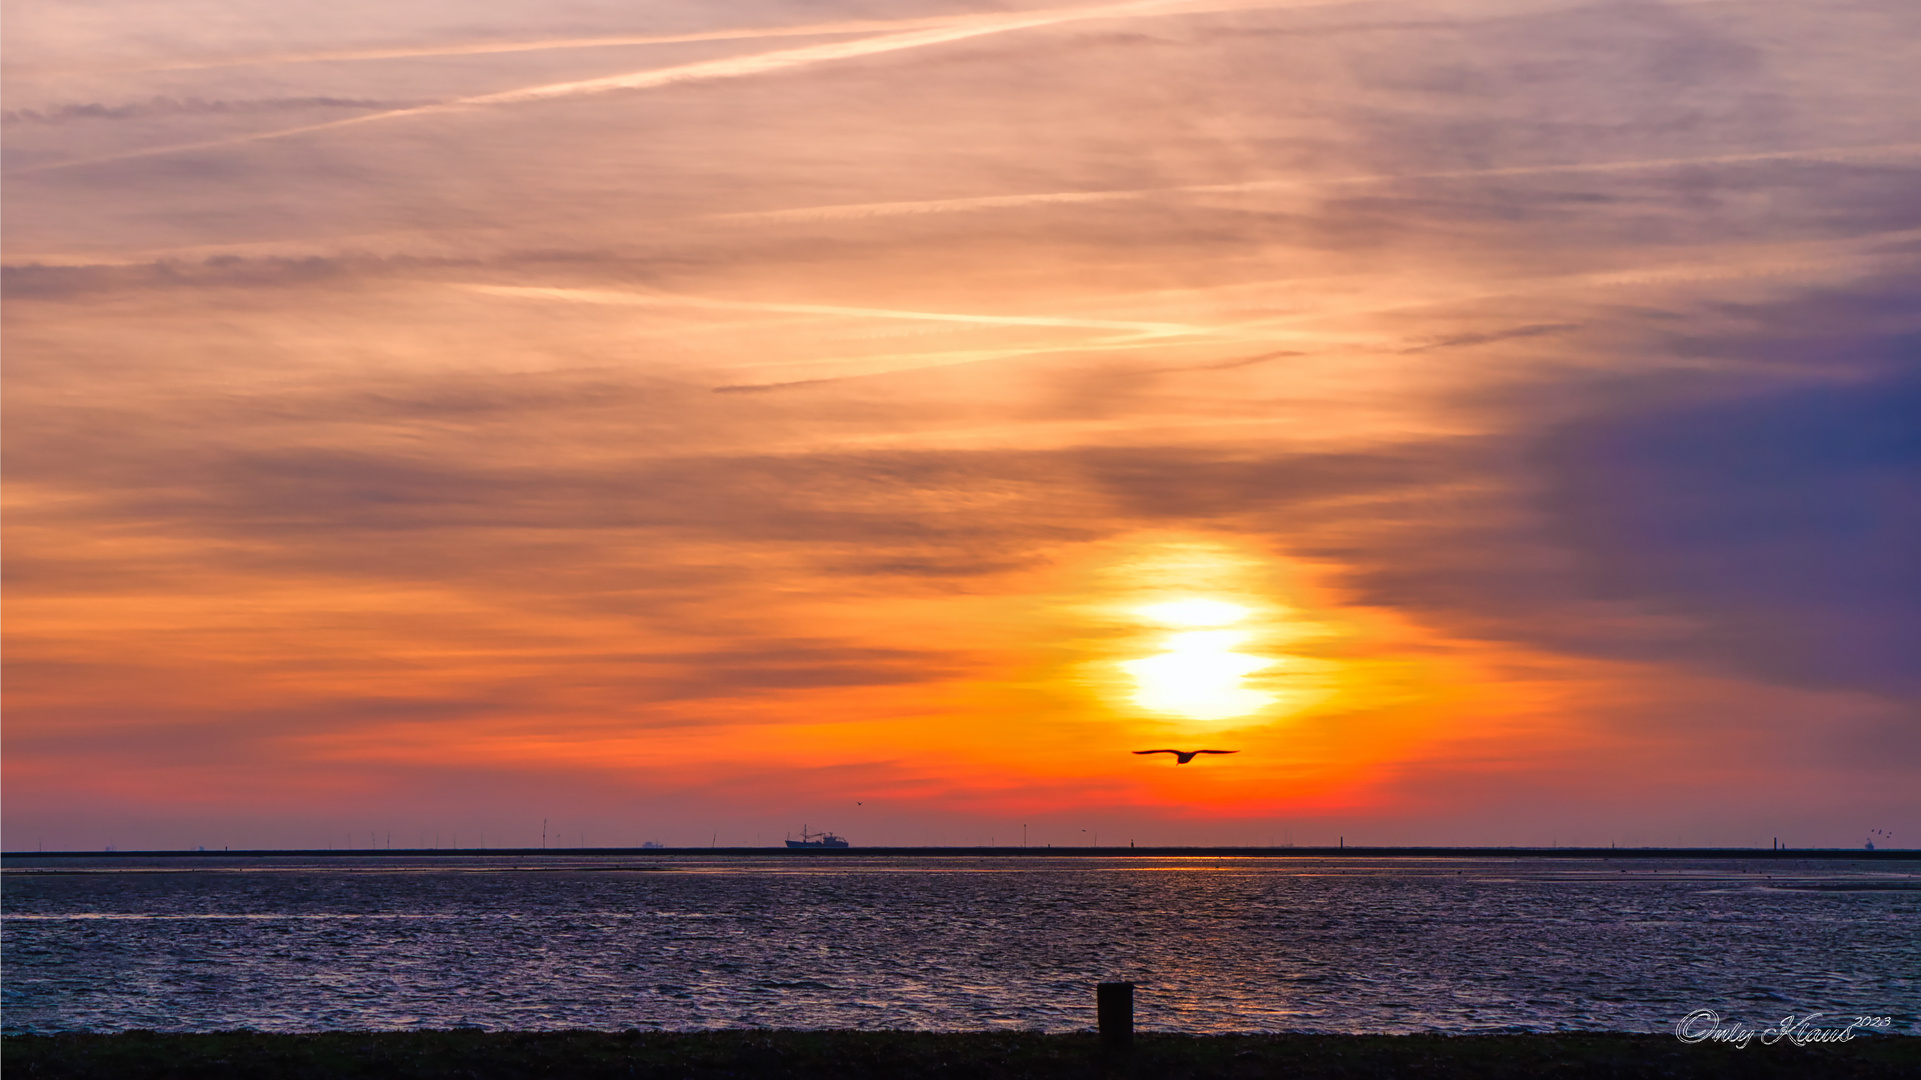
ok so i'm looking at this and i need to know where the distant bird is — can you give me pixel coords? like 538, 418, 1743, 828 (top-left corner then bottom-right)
1134, 749, 1239, 765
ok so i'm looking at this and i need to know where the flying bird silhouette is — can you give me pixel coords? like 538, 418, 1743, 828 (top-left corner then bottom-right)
1134, 749, 1239, 765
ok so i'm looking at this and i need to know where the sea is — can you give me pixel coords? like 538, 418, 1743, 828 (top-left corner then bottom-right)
3, 854, 1917, 1036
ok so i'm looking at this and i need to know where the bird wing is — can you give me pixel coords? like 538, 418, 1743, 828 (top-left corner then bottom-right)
1195, 750, 1240, 755
1133, 750, 1180, 755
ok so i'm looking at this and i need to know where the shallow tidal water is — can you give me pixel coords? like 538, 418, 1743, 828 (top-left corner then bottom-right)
3, 854, 1916, 1035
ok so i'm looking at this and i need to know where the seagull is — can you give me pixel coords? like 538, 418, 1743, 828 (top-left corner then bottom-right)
1134, 749, 1239, 765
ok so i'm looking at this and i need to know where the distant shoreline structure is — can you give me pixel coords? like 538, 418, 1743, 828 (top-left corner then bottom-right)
784, 825, 849, 849
5, 845, 1916, 861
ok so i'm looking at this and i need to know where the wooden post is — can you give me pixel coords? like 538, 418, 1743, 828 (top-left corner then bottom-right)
1097, 981, 1134, 1048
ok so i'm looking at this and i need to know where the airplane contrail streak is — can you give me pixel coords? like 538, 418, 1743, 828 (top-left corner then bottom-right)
93, 18, 983, 73
464, 284, 1205, 335
717, 142, 1921, 223
700, 231, 1921, 390
6, 0, 1293, 176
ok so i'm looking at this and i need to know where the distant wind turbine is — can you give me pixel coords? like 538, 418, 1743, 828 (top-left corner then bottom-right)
1133, 749, 1239, 765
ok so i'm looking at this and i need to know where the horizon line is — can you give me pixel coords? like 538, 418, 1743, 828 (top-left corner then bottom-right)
7, 844, 1913, 860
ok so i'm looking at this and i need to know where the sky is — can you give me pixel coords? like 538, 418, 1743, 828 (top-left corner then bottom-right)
4, 0, 1917, 852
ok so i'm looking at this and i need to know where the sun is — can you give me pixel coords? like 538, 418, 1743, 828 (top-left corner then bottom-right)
1121, 599, 1278, 721
1136, 598, 1251, 628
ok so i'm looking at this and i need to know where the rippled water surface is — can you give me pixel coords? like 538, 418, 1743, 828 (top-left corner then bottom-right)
4, 854, 1917, 1034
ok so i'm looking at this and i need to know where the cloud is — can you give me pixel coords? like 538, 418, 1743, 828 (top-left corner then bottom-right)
715, 142, 1921, 224
466, 283, 1204, 335
9, 0, 1921, 846
0, 255, 410, 298
1540, 334, 1921, 696
110, 19, 970, 73
8, 0, 1303, 176
1399, 323, 1576, 352
1297, 270, 1921, 700
2, 96, 407, 125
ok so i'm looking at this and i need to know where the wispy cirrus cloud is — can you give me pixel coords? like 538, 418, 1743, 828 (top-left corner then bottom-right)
7, 0, 1300, 176
464, 283, 1206, 335
715, 141, 1921, 223
2, 96, 407, 124
7, 0, 1918, 849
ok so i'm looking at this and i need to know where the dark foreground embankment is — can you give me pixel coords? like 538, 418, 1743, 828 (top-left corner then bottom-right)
5, 1031, 1916, 1079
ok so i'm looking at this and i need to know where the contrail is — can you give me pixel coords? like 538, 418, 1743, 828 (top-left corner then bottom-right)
705, 229, 1921, 390
465, 284, 1205, 335
25, 0, 1624, 76
718, 142, 1921, 223
7, 0, 1292, 176
438, 0, 1286, 107
92, 18, 991, 73
1198, 230, 1921, 339
708, 332, 1194, 392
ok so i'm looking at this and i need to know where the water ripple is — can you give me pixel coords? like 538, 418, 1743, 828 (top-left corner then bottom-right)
4, 855, 1916, 1035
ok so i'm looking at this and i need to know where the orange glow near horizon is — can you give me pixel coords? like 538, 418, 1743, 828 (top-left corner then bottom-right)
6, 0, 1912, 852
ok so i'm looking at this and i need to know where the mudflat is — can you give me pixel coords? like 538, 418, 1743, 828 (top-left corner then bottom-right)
6, 1031, 1917, 1079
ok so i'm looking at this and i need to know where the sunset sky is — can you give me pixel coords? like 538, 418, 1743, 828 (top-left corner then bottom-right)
5, 0, 1917, 852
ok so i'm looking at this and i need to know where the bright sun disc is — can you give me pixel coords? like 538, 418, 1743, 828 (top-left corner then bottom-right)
1121, 628, 1277, 721
1137, 598, 1249, 627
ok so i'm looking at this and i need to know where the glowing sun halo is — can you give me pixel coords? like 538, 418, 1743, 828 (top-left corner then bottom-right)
1137, 598, 1251, 628
1122, 599, 1278, 721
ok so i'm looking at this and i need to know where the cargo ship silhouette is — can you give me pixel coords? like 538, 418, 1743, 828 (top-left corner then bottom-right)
785, 826, 849, 848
